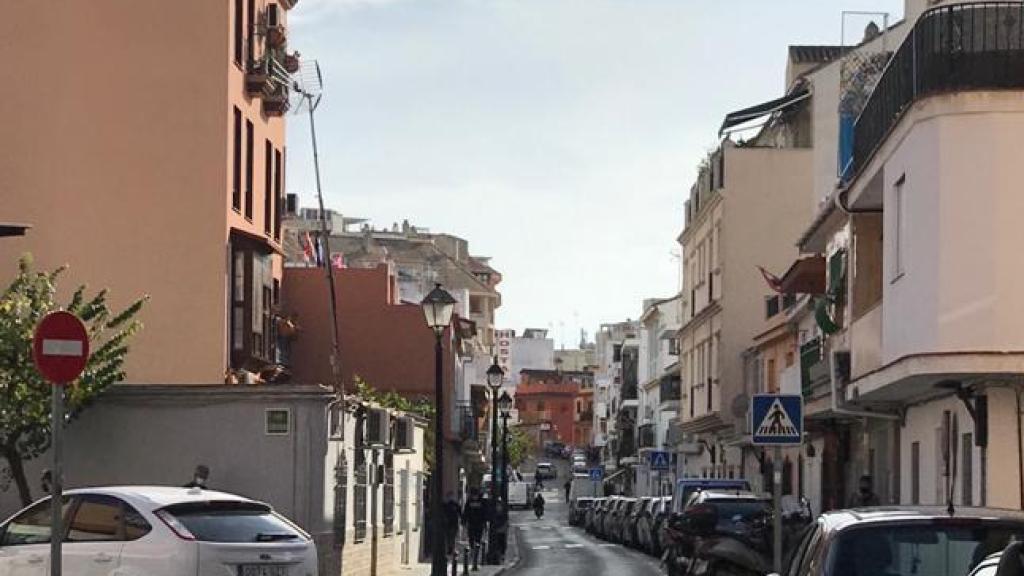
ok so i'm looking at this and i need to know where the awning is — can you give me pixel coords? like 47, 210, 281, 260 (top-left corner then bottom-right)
779, 255, 826, 295
719, 88, 811, 135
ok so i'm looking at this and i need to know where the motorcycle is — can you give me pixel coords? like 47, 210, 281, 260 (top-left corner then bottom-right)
662, 497, 812, 576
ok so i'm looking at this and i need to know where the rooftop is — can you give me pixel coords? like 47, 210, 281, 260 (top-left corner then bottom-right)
788, 45, 842, 64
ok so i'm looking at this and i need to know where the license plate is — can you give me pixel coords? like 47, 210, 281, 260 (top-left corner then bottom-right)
239, 565, 288, 576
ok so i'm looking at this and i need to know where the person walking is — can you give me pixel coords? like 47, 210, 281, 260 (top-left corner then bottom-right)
444, 491, 462, 561
563, 479, 571, 503
463, 488, 489, 566
848, 475, 881, 507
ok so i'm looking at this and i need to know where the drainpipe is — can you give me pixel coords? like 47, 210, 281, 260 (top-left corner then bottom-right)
1017, 388, 1023, 510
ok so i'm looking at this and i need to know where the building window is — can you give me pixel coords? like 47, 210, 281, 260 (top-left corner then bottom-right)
893, 174, 906, 280
229, 236, 275, 370
232, 108, 242, 211
233, 0, 243, 64
613, 344, 622, 362
962, 433, 973, 505
264, 140, 273, 234
911, 441, 921, 504
273, 149, 283, 240
246, 0, 256, 67
245, 120, 254, 220
536, 400, 545, 412
470, 296, 484, 314
765, 295, 780, 319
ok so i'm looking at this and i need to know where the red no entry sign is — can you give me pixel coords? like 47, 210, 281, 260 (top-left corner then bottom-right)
32, 311, 89, 384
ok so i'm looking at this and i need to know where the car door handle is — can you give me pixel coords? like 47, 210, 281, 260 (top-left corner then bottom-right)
93, 552, 114, 563
26, 554, 44, 564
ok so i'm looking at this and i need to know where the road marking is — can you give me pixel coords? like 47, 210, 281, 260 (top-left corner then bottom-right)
599, 543, 616, 547
565, 544, 584, 549
532, 545, 551, 550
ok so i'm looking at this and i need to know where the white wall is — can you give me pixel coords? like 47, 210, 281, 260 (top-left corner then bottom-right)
900, 395, 982, 507
879, 99, 1024, 363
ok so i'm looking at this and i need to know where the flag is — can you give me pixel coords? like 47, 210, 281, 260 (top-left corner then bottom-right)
331, 252, 345, 269
757, 265, 783, 293
302, 231, 315, 264
313, 234, 324, 266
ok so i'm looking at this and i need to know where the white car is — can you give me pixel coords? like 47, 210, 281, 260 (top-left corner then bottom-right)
0, 486, 317, 576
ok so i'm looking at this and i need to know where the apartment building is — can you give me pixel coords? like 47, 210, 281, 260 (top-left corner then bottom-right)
514, 369, 592, 448
635, 295, 682, 496
675, 71, 818, 479
2, 1, 296, 385
794, 1, 1024, 511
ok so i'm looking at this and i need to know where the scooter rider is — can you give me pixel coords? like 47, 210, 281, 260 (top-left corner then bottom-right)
532, 491, 546, 518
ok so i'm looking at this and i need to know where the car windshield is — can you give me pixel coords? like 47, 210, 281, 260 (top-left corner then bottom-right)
827, 523, 1024, 576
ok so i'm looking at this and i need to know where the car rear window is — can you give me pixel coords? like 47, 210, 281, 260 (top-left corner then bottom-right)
710, 499, 771, 528
827, 522, 1024, 576
160, 501, 304, 543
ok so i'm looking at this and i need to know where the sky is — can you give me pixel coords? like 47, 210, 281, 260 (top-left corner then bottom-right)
285, 0, 904, 348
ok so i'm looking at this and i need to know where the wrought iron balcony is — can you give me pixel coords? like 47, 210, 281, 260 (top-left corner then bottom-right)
852, 2, 1024, 178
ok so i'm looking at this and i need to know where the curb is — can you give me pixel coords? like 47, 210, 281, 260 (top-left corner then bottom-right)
492, 527, 522, 576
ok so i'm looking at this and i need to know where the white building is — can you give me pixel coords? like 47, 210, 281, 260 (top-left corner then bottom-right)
635, 296, 683, 496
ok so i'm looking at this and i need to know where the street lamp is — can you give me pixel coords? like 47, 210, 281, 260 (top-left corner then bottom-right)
486, 358, 504, 564
421, 284, 456, 576
498, 391, 513, 508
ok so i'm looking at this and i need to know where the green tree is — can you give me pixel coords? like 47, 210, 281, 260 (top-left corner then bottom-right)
353, 377, 436, 470
0, 255, 147, 506
505, 426, 534, 469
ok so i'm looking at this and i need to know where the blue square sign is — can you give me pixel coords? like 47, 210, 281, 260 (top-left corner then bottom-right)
649, 450, 671, 471
751, 394, 803, 446
589, 468, 604, 482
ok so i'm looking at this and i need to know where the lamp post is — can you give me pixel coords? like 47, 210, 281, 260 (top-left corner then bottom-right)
498, 391, 513, 514
421, 284, 456, 576
485, 359, 504, 564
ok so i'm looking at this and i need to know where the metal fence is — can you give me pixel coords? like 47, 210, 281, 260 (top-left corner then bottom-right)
382, 450, 395, 537
853, 2, 1024, 176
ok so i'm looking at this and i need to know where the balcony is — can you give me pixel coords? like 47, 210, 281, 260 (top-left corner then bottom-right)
852, 2, 1024, 178
659, 374, 681, 409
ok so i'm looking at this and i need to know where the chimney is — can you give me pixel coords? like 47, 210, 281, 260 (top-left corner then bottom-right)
863, 21, 881, 43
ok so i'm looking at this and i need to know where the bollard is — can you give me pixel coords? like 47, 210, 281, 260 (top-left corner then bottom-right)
463, 545, 470, 576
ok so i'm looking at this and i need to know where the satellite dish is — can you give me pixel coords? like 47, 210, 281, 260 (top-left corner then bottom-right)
730, 394, 750, 419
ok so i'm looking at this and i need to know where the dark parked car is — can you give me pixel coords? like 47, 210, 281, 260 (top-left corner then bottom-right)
773, 507, 1024, 576
585, 497, 608, 533
671, 478, 752, 515
569, 497, 594, 526
638, 495, 670, 555
623, 496, 652, 548
599, 497, 626, 540
648, 496, 673, 556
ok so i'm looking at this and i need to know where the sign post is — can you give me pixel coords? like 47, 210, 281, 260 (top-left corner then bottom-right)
751, 394, 803, 575
32, 311, 90, 576
589, 467, 603, 496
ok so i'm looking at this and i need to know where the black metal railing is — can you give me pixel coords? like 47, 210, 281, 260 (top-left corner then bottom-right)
853, 2, 1024, 176
382, 451, 395, 537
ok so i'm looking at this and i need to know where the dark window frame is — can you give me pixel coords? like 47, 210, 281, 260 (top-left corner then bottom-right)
233, 0, 243, 65
273, 148, 283, 240
264, 139, 273, 235
245, 120, 254, 220
232, 108, 242, 212
229, 234, 275, 370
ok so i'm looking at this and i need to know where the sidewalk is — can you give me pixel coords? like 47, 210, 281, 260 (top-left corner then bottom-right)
402, 528, 521, 576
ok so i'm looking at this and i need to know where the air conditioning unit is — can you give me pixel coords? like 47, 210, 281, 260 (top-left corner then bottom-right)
366, 408, 390, 447
394, 416, 416, 452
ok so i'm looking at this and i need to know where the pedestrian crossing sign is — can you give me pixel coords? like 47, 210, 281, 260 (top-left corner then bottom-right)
751, 394, 803, 446
649, 450, 670, 471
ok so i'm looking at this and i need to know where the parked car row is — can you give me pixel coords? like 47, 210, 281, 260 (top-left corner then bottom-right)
571, 494, 674, 557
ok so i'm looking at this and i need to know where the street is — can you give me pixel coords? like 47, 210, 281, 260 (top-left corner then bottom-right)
506, 488, 662, 576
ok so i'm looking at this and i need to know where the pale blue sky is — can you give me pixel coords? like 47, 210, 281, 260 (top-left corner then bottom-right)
286, 0, 904, 348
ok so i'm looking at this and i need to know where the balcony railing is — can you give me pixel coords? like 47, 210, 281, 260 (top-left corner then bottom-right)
853, 2, 1024, 177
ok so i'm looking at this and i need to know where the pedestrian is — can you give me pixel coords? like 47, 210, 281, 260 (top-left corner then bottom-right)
564, 479, 571, 503
463, 488, 489, 565
184, 464, 210, 489
848, 474, 881, 507
443, 491, 461, 559
40, 469, 52, 494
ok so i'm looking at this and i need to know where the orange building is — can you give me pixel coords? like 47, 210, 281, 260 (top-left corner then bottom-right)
0, 0, 297, 384
515, 369, 593, 448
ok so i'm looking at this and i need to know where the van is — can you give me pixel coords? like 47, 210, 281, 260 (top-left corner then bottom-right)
568, 473, 602, 501
670, 478, 751, 513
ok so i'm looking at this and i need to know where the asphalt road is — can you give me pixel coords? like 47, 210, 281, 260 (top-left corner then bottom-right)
506, 488, 662, 576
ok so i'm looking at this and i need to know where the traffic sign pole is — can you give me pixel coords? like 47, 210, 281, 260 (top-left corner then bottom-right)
31, 311, 89, 576
50, 384, 64, 576
773, 445, 782, 575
